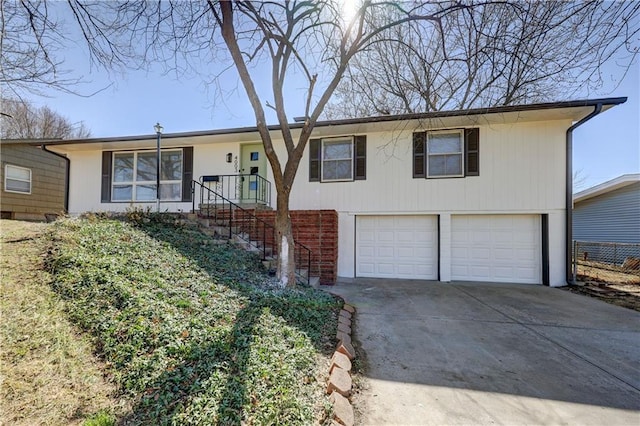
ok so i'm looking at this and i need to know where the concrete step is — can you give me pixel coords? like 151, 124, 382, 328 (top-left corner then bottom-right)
295, 268, 309, 279
212, 225, 231, 235
308, 276, 320, 288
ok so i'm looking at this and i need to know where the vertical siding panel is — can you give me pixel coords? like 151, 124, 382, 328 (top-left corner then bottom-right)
573, 182, 640, 243
54, 119, 571, 215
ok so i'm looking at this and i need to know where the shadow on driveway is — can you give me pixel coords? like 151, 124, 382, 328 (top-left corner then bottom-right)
327, 279, 640, 425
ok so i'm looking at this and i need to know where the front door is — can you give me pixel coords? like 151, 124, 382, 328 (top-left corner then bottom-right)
240, 143, 266, 203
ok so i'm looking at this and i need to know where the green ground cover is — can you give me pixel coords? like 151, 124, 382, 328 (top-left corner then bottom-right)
45, 214, 340, 425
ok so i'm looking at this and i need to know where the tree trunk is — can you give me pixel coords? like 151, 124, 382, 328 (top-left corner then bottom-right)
275, 188, 296, 287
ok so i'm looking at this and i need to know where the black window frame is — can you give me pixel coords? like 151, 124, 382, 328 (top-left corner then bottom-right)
101, 146, 193, 203
413, 128, 479, 179
309, 135, 366, 182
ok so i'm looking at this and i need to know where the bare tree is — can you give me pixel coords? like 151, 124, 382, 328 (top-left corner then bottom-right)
1, 98, 91, 139
51, 0, 480, 286
573, 169, 589, 192
325, 1, 640, 118
5, 1, 637, 286
0, 0, 130, 97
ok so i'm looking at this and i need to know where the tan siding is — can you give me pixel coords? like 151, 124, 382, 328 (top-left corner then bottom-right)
1, 145, 66, 215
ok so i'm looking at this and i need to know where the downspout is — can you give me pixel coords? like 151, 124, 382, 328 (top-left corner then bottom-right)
41, 144, 70, 213
565, 103, 602, 284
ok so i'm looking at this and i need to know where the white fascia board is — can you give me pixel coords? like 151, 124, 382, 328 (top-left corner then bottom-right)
573, 173, 640, 204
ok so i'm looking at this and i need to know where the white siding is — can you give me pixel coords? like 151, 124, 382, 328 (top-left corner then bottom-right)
63, 119, 570, 287
288, 121, 567, 212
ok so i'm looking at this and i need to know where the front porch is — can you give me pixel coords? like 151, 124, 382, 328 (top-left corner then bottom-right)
198, 173, 272, 208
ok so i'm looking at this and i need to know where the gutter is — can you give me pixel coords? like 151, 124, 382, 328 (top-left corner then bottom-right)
565, 104, 604, 284
41, 144, 70, 213
31, 96, 628, 147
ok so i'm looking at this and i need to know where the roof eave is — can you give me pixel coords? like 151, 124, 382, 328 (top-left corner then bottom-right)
573, 173, 640, 203
34, 96, 628, 147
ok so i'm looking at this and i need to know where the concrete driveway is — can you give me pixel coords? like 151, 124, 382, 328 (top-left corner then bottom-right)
328, 279, 640, 425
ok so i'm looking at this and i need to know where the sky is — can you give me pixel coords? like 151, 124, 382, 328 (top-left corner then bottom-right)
21, 8, 640, 192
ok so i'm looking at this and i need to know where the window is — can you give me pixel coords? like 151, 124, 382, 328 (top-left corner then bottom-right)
322, 138, 353, 181
309, 135, 366, 182
4, 164, 31, 194
111, 150, 182, 201
413, 128, 479, 178
427, 130, 464, 177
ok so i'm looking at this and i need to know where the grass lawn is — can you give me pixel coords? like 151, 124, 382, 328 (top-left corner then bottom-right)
1, 220, 122, 425
2, 214, 340, 425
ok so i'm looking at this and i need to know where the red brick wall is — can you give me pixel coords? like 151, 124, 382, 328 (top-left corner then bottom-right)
252, 210, 338, 285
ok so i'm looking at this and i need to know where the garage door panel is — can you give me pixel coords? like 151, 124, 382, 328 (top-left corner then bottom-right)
414, 247, 431, 257
359, 246, 374, 256
397, 247, 415, 258
470, 265, 491, 278
451, 231, 468, 244
471, 247, 491, 259
377, 246, 394, 258
397, 264, 416, 275
516, 248, 537, 260
494, 231, 515, 243
452, 247, 468, 258
452, 263, 466, 273
517, 269, 537, 281
494, 248, 514, 260
378, 231, 394, 242
357, 215, 438, 280
359, 263, 375, 274
378, 263, 395, 275
495, 266, 516, 279
413, 230, 433, 240
452, 215, 541, 284
397, 231, 416, 242
359, 231, 375, 243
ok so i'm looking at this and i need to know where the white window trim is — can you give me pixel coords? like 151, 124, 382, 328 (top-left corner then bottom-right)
111, 150, 182, 202
321, 137, 354, 182
426, 129, 465, 178
4, 164, 32, 194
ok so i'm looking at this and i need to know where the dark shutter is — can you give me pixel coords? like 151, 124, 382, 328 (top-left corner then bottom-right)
465, 128, 479, 176
413, 132, 426, 178
181, 147, 194, 202
354, 135, 366, 180
309, 138, 321, 181
101, 151, 112, 202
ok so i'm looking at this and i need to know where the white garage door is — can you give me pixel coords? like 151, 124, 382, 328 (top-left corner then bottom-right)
356, 215, 438, 279
451, 215, 541, 284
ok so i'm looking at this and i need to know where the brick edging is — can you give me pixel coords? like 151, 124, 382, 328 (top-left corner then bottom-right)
327, 303, 356, 426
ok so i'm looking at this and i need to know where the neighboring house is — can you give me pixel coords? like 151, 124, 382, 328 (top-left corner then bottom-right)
573, 174, 640, 263
0, 140, 68, 220
39, 98, 626, 287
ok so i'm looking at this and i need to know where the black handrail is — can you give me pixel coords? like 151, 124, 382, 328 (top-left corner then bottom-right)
199, 174, 271, 207
191, 180, 311, 285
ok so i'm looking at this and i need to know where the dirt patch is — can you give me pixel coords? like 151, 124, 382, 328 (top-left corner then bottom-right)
562, 282, 640, 312
575, 260, 640, 285
564, 260, 640, 312
0, 220, 124, 425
